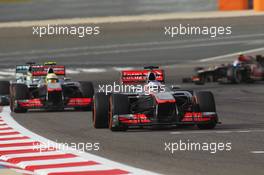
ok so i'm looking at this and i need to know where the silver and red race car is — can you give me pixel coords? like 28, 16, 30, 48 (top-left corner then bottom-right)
8, 62, 94, 113
93, 66, 219, 131
183, 54, 264, 85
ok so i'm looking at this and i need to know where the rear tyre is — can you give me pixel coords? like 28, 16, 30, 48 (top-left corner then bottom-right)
194, 91, 217, 129
10, 84, 29, 113
195, 91, 216, 112
182, 78, 192, 83
227, 67, 242, 84
0, 81, 10, 105
194, 75, 205, 85
109, 94, 130, 131
79, 81, 94, 111
233, 68, 242, 84
93, 93, 109, 128
0, 81, 10, 95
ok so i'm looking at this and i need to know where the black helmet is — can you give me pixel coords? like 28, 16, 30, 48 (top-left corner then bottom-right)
48, 67, 54, 74
148, 72, 156, 81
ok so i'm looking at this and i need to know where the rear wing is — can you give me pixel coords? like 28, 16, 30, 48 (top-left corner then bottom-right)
121, 69, 165, 84
31, 65, 66, 76
16, 65, 29, 74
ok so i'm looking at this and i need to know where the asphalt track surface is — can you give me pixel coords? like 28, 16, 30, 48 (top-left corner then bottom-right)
0, 0, 216, 22
2, 16, 264, 175
0, 16, 264, 69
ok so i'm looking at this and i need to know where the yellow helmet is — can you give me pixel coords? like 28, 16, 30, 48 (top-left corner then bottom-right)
46, 73, 58, 83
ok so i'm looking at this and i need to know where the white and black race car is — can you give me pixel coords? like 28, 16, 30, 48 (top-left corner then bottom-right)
0, 62, 94, 113
93, 66, 219, 131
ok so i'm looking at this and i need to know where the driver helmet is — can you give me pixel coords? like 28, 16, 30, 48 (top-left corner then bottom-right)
46, 73, 58, 83
145, 72, 162, 93
147, 72, 157, 82
233, 54, 246, 66
233, 60, 240, 67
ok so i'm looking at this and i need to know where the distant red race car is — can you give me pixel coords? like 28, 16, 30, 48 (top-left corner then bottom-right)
93, 66, 219, 131
183, 55, 264, 85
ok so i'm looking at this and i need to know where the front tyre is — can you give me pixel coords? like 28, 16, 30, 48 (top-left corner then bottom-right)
0, 81, 10, 106
194, 91, 217, 129
109, 94, 130, 131
227, 67, 242, 84
93, 93, 109, 128
79, 81, 94, 111
10, 84, 29, 113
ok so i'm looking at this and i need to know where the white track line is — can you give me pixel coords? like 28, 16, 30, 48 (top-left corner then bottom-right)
0, 161, 33, 174
9, 169, 33, 175
0, 134, 25, 139
0, 107, 159, 175
1, 151, 66, 161
2, 38, 263, 60
35, 165, 124, 175
0, 129, 16, 133
113, 67, 134, 71
0, 33, 263, 58
66, 69, 81, 74
170, 129, 264, 135
0, 146, 45, 151
0, 161, 33, 175
77, 68, 107, 73
18, 157, 88, 168
2, 39, 254, 60
251, 151, 264, 154
0, 125, 11, 129
0, 139, 33, 145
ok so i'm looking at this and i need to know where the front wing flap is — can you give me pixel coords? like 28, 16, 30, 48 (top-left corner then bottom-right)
16, 97, 93, 109
112, 112, 218, 127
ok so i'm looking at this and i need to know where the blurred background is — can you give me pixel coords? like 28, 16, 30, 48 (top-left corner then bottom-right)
0, 0, 218, 21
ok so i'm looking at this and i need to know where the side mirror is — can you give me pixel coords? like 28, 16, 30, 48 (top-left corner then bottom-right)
171, 85, 181, 91
64, 77, 71, 81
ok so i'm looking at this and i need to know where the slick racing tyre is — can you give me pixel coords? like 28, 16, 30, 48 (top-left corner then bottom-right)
194, 91, 217, 129
227, 67, 242, 84
109, 94, 130, 131
93, 93, 109, 128
0, 81, 10, 106
194, 77, 205, 85
79, 81, 94, 111
10, 84, 29, 113
0, 81, 10, 95
80, 81, 94, 98
182, 78, 192, 83
233, 68, 242, 84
